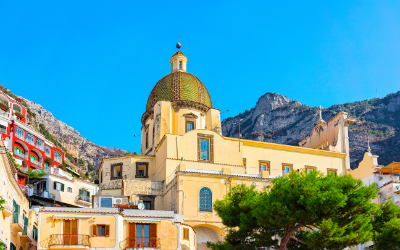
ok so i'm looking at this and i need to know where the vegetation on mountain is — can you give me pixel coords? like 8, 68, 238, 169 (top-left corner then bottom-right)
209, 170, 377, 250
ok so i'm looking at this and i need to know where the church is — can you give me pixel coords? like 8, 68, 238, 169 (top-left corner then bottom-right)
96, 45, 355, 249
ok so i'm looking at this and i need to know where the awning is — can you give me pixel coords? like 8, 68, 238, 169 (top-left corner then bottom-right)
125, 219, 161, 224
52, 215, 91, 220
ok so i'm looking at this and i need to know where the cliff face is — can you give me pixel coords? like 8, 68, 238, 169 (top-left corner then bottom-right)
22, 98, 129, 167
222, 92, 400, 168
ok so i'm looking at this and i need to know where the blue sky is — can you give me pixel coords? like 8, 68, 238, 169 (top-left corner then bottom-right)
1, 1, 399, 153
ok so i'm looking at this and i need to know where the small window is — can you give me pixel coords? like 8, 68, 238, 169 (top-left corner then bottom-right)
327, 168, 337, 176
183, 228, 189, 240
282, 164, 292, 176
146, 132, 149, 149
187, 122, 194, 132
200, 138, 210, 161
199, 187, 212, 212
92, 224, 110, 237
45, 145, 51, 157
111, 163, 122, 180
179, 61, 183, 69
53, 181, 64, 192
135, 162, 149, 178
67, 187, 72, 193
0, 125, 6, 134
15, 127, 24, 140
259, 161, 270, 173
306, 166, 316, 173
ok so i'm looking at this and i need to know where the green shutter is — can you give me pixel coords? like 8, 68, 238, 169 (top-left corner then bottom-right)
54, 182, 57, 190
61, 183, 65, 192
79, 189, 83, 196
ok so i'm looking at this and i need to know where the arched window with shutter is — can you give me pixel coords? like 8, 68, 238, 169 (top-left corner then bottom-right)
199, 187, 212, 212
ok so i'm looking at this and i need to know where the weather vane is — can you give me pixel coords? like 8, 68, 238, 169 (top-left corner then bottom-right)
176, 35, 181, 50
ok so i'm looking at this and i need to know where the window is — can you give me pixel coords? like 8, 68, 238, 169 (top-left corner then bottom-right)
100, 198, 113, 208
53, 181, 65, 192
26, 133, 35, 145
16, 127, 24, 140
14, 146, 23, 158
79, 189, 90, 202
282, 164, 292, 176
200, 138, 210, 160
0, 125, 6, 134
243, 158, 246, 167
67, 187, 72, 193
179, 61, 183, 69
63, 220, 78, 245
199, 187, 212, 212
127, 224, 157, 248
111, 163, 123, 180
327, 168, 337, 176
92, 224, 110, 237
36, 138, 44, 151
135, 162, 149, 178
146, 132, 149, 149
45, 145, 51, 157
33, 225, 38, 241
183, 228, 189, 240
259, 161, 270, 173
306, 166, 316, 173
30, 154, 38, 164
10, 243, 16, 250
198, 134, 214, 162
54, 151, 62, 163
44, 162, 49, 167
144, 201, 151, 210
186, 122, 194, 132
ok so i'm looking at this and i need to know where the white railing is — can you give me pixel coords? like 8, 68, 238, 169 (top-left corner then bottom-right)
245, 167, 260, 175
0, 110, 9, 118
270, 169, 283, 177
15, 151, 28, 160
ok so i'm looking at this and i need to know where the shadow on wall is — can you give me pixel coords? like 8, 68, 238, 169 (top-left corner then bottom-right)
195, 226, 221, 250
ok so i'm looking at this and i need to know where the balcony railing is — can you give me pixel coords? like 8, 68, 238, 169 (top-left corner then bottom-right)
15, 151, 28, 160
12, 212, 24, 229
32, 190, 55, 199
123, 237, 159, 249
30, 158, 43, 166
48, 235, 90, 247
77, 195, 91, 203
22, 226, 33, 240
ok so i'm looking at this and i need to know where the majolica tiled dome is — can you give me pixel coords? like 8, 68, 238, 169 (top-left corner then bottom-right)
145, 71, 212, 111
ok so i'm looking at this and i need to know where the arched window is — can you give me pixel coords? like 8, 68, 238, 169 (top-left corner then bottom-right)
199, 187, 212, 212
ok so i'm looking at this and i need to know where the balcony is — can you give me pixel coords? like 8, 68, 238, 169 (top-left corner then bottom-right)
123, 237, 160, 249
0, 101, 9, 112
21, 227, 33, 244
11, 212, 24, 234
31, 189, 56, 200
49, 234, 90, 250
15, 151, 28, 160
14, 109, 24, 119
76, 195, 91, 205
30, 157, 43, 166
2, 197, 13, 217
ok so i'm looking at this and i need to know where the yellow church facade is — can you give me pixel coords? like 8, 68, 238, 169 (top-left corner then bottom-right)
97, 49, 353, 249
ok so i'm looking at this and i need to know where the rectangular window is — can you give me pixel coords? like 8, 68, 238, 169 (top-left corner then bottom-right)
179, 61, 183, 69
327, 168, 337, 176
30, 154, 38, 164
16, 127, 24, 140
92, 224, 109, 237
111, 163, 123, 180
36, 138, 44, 151
54, 151, 62, 163
282, 164, 292, 176
306, 166, 316, 173
14, 146, 23, 158
135, 162, 149, 178
187, 122, 194, 132
0, 125, 6, 134
183, 228, 189, 240
33, 225, 38, 241
79, 189, 90, 202
259, 161, 270, 173
63, 220, 78, 245
53, 181, 65, 192
200, 138, 210, 161
130, 224, 157, 248
45, 146, 51, 157
143, 201, 151, 210
26, 133, 35, 146
100, 198, 113, 208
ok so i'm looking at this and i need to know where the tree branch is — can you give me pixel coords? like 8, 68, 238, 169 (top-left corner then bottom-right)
290, 236, 304, 244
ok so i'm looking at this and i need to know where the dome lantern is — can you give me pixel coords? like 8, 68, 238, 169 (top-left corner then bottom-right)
170, 51, 188, 72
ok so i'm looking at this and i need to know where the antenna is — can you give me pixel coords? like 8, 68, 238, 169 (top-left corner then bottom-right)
220, 109, 229, 114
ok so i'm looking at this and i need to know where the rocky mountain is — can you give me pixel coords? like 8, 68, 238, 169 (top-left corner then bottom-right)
222, 91, 400, 169
22, 98, 130, 169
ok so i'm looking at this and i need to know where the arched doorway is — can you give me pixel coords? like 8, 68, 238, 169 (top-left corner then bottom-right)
194, 226, 222, 250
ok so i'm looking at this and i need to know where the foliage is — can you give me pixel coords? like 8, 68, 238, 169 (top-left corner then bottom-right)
25, 169, 47, 179
209, 170, 377, 250
44, 157, 54, 165
13, 109, 21, 114
0, 197, 5, 211
0, 240, 4, 250
372, 198, 400, 250
0, 100, 8, 108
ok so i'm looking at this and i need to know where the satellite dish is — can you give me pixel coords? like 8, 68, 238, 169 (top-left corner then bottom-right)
138, 203, 145, 210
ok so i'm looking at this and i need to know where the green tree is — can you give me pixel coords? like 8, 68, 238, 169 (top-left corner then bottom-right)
373, 198, 400, 250
209, 170, 377, 250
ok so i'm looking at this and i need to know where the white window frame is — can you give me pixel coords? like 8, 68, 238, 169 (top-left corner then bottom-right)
16, 127, 24, 140
45, 145, 51, 157
54, 151, 62, 163
26, 133, 35, 146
